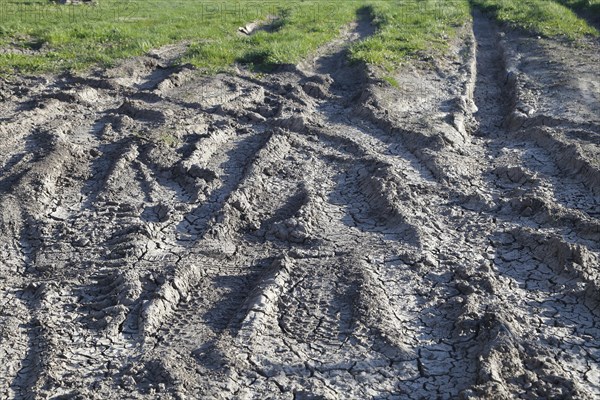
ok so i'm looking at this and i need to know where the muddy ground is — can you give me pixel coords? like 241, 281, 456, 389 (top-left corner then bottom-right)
0, 11, 599, 400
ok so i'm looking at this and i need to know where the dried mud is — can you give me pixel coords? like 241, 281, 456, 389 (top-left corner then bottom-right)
0, 12, 599, 400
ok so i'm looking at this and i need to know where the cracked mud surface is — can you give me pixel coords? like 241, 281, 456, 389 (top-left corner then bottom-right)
0, 12, 599, 400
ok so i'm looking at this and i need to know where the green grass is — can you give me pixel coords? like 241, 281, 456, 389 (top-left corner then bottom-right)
554, 0, 600, 26
554, 0, 600, 15
182, 2, 362, 72
349, 0, 471, 70
1, 0, 594, 75
382, 75, 400, 88
471, 0, 599, 38
0, 0, 366, 73
0, 0, 474, 74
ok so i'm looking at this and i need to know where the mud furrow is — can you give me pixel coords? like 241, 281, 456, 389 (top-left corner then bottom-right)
451, 12, 600, 398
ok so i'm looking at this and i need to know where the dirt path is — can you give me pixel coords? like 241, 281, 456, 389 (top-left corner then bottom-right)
0, 11, 598, 400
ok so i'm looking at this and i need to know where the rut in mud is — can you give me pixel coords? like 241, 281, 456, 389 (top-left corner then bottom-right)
0, 11, 599, 400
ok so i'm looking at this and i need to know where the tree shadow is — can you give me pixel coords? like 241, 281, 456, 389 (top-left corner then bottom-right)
552, 0, 600, 30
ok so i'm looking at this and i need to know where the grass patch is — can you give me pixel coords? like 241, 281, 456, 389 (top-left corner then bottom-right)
553, 0, 600, 25
182, 2, 363, 71
3, 0, 592, 75
0, 0, 365, 73
471, 0, 599, 38
349, 0, 471, 70
554, 0, 600, 14
0, 0, 471, 74
382, 75, 400, 88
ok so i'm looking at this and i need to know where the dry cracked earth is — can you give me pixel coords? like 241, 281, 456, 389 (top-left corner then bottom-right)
0, 11, 599, 400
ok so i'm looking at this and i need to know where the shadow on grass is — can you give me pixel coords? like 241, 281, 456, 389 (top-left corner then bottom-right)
237, 4, 376, 73
552, 0, 600, 30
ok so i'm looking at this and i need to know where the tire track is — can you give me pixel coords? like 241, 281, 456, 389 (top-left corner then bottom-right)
450, 11, 600, 398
